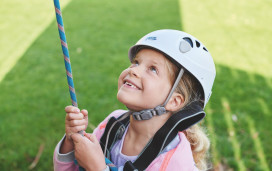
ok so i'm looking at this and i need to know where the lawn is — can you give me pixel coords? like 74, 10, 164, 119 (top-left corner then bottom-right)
0, 0, 271, 170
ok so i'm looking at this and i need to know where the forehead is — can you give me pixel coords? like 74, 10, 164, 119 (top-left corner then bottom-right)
134, 49, 168, 65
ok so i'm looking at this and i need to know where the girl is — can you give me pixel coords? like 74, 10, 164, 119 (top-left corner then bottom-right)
53, 29, 216, 171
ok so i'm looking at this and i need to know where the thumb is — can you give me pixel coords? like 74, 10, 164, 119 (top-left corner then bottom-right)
70, 133, 84, 143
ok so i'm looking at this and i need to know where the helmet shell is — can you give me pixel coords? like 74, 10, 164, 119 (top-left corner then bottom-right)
128, 29, 216, 107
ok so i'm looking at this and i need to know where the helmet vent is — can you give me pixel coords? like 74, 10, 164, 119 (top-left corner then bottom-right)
196, 40, 201, 48
183, 37, 193, 48
203, 47, 208, 52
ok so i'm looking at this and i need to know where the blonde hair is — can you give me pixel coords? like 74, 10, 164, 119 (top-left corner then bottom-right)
165, 56, 210, 170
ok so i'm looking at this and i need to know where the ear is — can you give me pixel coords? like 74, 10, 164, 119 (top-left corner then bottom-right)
165, 92, 184, 112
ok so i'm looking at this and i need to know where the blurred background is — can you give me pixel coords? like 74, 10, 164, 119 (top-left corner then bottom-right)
0, 0, 271, 170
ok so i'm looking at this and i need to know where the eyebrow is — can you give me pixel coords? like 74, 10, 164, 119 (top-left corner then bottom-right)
134, 53, 166, 68
150, 60, 160, 67
148, 58, 165, 67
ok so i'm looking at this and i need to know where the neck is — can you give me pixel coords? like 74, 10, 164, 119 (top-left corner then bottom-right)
129, 112, 171, 138
122, 111, 172, 156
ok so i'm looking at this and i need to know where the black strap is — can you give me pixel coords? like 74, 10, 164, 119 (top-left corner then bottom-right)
100, 112, 130, 158
123, 161, 138, 171
124, 101, 205, 171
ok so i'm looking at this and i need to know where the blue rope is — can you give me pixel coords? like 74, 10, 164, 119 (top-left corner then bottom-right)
53, 1, 117, 170
53, 0, 78, 107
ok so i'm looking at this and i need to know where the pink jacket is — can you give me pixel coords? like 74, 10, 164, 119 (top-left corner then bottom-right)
53, 110, 198, 171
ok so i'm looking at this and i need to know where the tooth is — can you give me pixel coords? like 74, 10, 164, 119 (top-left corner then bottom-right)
124, 81, 137, 89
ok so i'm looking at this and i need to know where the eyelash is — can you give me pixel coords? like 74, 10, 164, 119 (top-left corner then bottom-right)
149, 66, 158, 74
131, 60, 158, 75
131, 60, 139, 67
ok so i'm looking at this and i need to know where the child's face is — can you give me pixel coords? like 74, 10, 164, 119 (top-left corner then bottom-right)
117, 49, 172, 111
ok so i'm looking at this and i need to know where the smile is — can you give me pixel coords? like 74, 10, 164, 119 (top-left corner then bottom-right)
123, 80, 141, 90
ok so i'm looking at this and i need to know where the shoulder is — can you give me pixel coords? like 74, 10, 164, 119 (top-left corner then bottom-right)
147, 132, 197, 171
166, 132, 197, 170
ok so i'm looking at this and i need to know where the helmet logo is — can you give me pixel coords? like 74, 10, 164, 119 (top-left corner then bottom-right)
145, 37, 157, 41
179, 40, 191, 53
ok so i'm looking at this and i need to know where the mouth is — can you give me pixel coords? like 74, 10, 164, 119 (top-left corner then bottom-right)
123, 79, 141, 90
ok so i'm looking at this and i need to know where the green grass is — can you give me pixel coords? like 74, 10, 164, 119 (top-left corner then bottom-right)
180, 0, 272, 170
180, 0, 272, 78
0, 0, 71, 82
0, 0, 271, 170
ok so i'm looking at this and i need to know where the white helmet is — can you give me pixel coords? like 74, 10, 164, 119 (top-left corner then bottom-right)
128, 29, 216, 108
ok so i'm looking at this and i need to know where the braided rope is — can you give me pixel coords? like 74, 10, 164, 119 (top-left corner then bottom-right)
53, 0, 78, 108
53, 2, 118, 170
53, 2, 85, 169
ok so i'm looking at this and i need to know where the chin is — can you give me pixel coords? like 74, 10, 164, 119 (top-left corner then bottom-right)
117, 94, 139, 111
116, 92, 128, 105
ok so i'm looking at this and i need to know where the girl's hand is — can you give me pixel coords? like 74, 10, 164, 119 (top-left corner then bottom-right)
65, 106, 88, 141
71, 133, 107, 171
60, 106, 88, 154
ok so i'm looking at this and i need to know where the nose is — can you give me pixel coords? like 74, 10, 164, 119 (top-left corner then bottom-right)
129, 66, 140, 78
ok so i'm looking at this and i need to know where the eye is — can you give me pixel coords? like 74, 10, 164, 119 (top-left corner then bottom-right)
150, 66, 158, 74
131, 60, 139, 67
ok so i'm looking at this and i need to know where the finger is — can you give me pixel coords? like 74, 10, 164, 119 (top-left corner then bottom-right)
67, 119, 86, 127
91, 134, 99, 144
85, 133, 99, 144
70, 133, 83, 143
84, 132, 92, 139
66, 113, 84, 121
65, 106, 80, 113
66, 132, 74, 140
69, 125, 86, 133
83, 133, 98, 145
81, 109, 88, 117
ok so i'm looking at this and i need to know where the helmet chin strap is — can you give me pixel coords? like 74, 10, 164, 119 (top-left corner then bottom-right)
131, 68, 184, 121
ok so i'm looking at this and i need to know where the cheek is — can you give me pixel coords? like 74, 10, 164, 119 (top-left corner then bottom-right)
149, 79, 172, 98
117, 69, 128, 89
